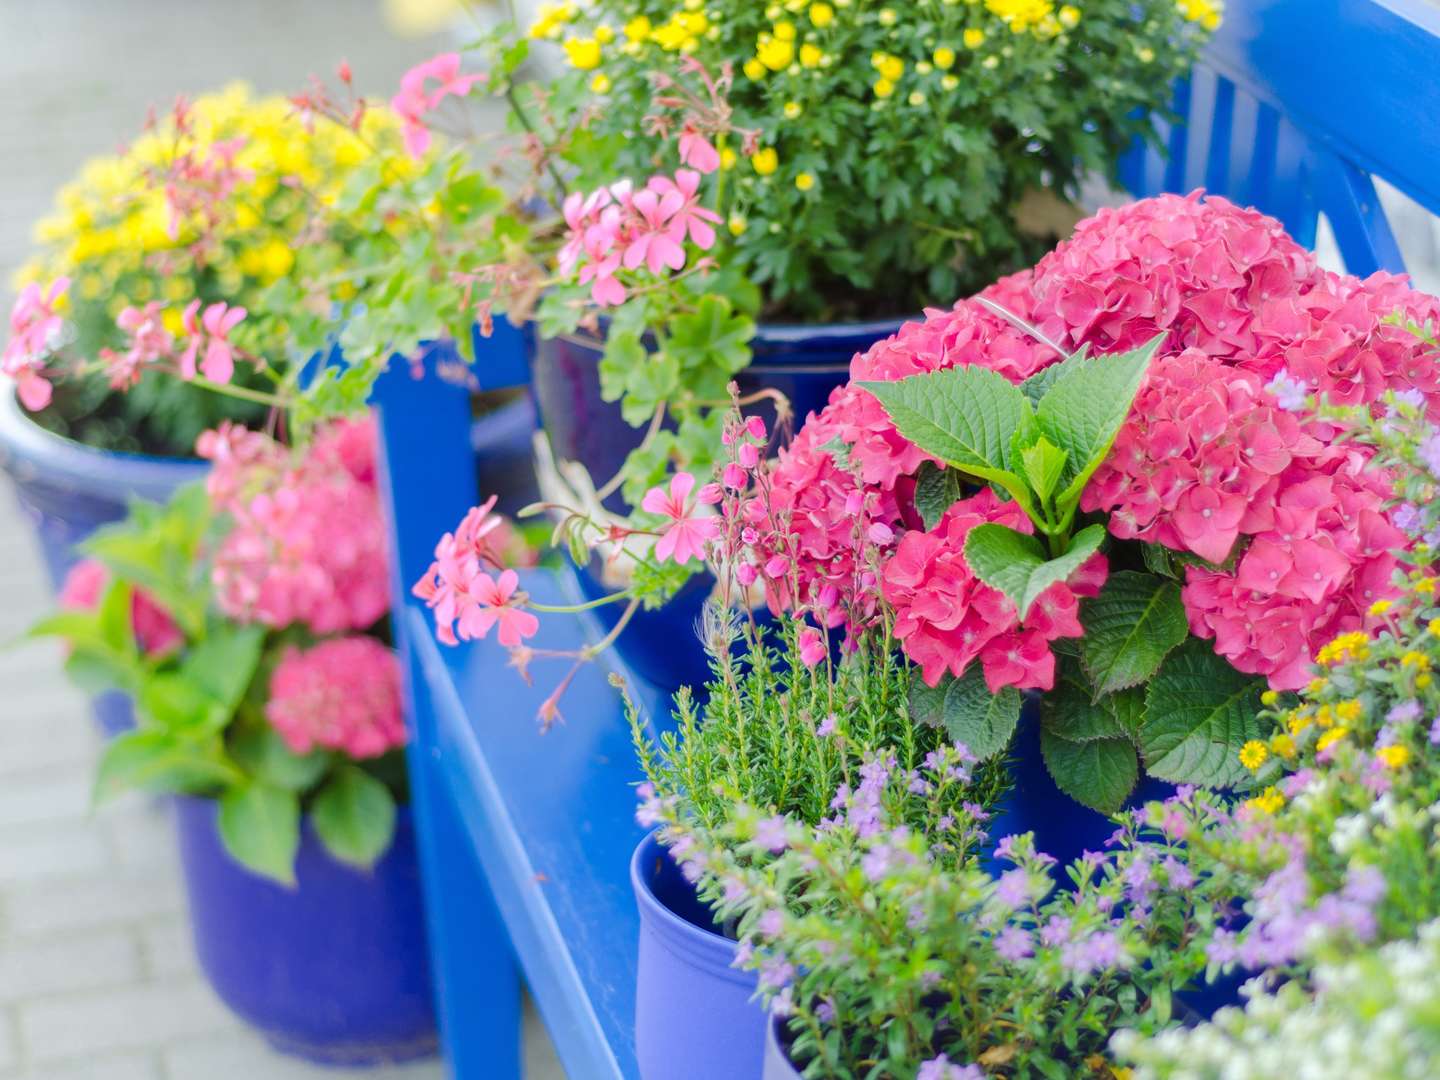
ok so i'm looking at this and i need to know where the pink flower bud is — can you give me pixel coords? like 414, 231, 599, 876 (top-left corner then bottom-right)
765, 555, 790, 578
746, 416, 767, 440
737, 563, 758, 586
738, 442, 760, 468
722, 462, 747, 490
868, 522, 896, 545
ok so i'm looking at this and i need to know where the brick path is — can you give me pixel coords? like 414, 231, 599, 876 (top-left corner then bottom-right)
0, 3, 560, 1077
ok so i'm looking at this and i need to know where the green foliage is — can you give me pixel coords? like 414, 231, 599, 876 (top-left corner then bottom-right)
312, 765, 398, 871
1141, 640, 1265, 788
1039, 727, 1139, 815
220, 781, 302, 886
1079, 571, 1189, 699
924, 664, 1023, 760
964, 522, 1105, 622
912, 461, 964, 531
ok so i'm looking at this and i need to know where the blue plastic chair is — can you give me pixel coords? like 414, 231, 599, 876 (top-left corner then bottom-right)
373, 2, 1440, 1075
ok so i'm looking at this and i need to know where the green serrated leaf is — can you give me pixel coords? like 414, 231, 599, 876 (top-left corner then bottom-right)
858, 368, 1036, 512
138, 673, 223, 733
1141, 542, 1181, 580
311, 765, 398, 870
913, 463, 963, 532
1036, 334, 1163, 504
1140, 639, 1265, 788
963, 523, 1106, 621
1108, 687, 1147, 740
231, 726, 331, 792
184, 623, 265, 719
1043, 658, 1127, 742
939, 665, 1022, 760
1018, 344, 1091, 405
1079, 571, 1189, 699
95, 729, 240, 803
219, 782, 301, 886
908, 677, 948, 729
1040, 729, 1139, 814
1020, 437, 1068, 502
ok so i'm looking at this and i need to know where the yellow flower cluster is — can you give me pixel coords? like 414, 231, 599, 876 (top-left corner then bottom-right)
1238, 739, 1269, 772
985, 0, 1063, 36
1176, 0, 1223, 32
19, 83, 407, 330
1244, 786, 1285, 815
529, 2, 577, 40
1315, 631, 1372, 667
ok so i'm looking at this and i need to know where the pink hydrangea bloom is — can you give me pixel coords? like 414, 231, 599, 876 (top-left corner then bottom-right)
265, 636, 406, 759
58, 558, 183, 657
1029, 190, 1317, 361
881, 489, 1105, 692
201, 417, 390, 635
3, 277, 69, 410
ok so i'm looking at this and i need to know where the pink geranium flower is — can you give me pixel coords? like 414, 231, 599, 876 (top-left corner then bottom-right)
391, 52, 484, 158
108, 302, 174, 388
678, 124, 721, 174
178, 300, 246, 384
461, 568, 540, 647
623, 185, 687, 275
642, 472, 722, 565
3, 277, 69, 410
648, 169, 720, 250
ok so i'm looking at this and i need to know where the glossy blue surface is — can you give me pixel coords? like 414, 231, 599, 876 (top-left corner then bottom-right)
379, 3, 1440, 1075
174, 796, 437, 1065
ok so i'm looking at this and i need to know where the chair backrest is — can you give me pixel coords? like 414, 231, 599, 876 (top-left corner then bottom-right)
1120, 0, 1440, 278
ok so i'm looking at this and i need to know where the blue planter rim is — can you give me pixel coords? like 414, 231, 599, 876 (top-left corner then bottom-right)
0, 380, 208, 502
764, 1010, 803, 1080
630, 829, 753, 985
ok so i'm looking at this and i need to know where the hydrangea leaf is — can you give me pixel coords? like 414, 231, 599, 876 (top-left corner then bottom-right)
1018, 343, 1090, 405
963, 522, 1106, 621
312, 765, 397, 871
231, 726, 330, 793
908, 675, 949, 729
1141, 639, 1265, 787
940, 664, 1022, 760
182, 622, 266, 722
94, 729, 241, 803
858, 367, 1036, 512
1043, 657, 1129, 742
1039, 729, 1139, 815
913, 462, 964, 532
1020, 437, 1069, 502
218, 781, 301, 886
1035, 333, 1164, 506
1079, 571, 1189, 699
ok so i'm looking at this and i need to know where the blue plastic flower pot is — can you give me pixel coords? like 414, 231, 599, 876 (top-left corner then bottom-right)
763, 1012, 803, 1080
631, 829, 765, 1080
984, 698, 1176, 872
529, 318, 906, 694
174, 795, 437, 1066
0, 386, 209, 736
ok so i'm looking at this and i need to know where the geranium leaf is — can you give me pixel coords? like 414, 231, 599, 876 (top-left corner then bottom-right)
219, 781, 301, 886
1141, 639, 1265, 787
964, 522, 1105, 621
913, 463, 964, 532
858, 366, 1035, 505
312, 766, 397, 871
1039, 729, 1139, 814
1035, 334, 1164, 506
940, 664, 1022, 760
1079, 571, 1189, 699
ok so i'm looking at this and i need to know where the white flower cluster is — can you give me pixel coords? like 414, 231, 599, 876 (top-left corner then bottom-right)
1112, 919, 1440, 1080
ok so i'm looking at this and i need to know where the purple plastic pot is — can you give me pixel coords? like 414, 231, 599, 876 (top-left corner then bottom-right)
0, 385, 209, 735
174, 796, 437, 1066
631, 829, 765, 1080
763, 1013, 803, 1080
530, 318, 906, 692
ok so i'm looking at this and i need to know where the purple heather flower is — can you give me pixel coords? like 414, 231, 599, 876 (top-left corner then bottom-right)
1061, 930, 1127, 977
1343, 864, 1387, 906
993, 926, 1034, 961
1281, 768, 1317, 798
1039, 915, 1071, 948
722, 877, 747, 905
937, 814, 956, 832
923, 749, 946, 772
918, 1055, 984, 1080
733, 939, 754, 966
635, 782, 663, 827
1163, 856, 1196, 891
771, 987, 794, 1017
1392, 387, 1427, 413
994, 868, 1032, 908
992, 835, 1021, 863
1394, 502, 1423, 536
816, 713, 838, 737
757, 909, 785, 938
862, 845, 895, 883
1429, 716, 1440, 745
753, 815, 789, 853
1095, 893, 1116, 915
758, 955, 795, 991
1123, 852, 1157, 908
962, 801, 990, 823
1422, 433, 1440, 479
1265, 370, 1310, 411
815, 1001, 835, 1023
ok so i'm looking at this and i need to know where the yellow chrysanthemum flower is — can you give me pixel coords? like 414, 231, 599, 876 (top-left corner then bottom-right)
873, 77, 896, 98
809, 2, 835, 27
751, 148, 780, 175
795, 172, 816, 191
1270, 732, 1296, 759
963, 27, 986, 48
1368, 598, 1394, 617
624, 15, 652, 42
757, 37, 795, 70
1245, 787, 1285, 815
1238, 740, 1269, 772
800, 43, 823, 67
933, 46, 957, 69
1317, 727, 1350, 753
564, 37, 603, 69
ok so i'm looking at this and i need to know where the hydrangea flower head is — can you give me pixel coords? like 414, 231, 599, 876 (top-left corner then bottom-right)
265, 636, 406, 759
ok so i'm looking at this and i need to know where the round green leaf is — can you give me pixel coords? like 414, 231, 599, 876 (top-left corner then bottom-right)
1039, 729, 1139, 815
312, 766, 397, 871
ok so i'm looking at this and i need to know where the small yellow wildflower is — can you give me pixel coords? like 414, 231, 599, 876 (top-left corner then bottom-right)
1245, 786, 1285, 815
877, 54, 904, 80
1316, 631, 1371, 666
1136, 46, 1156, 63
1377, 744, 1411, 769
1270, 732, 1296, 759
1287, 710, 1313, 736
1058, 4, 1081, 26
1239, 740, 1269, 772
653, 19, 689, 49
783, 101, 803, 119
1307, 676, 1329, 694
1335, 699, 1364, 724
757, 37, 795, 70
878, 7, 897, 25
1260, 690, 1280, 708
933, 46, 957, 69
624, 15, 652, 42
940, 74, 960, 90
800, 43, 823, 66
1317, 727, 1350, 753
594, 24, 615, 43
908, 91, 926, 106
591, 73, 612, 93
809, 1, 835, 26
751, 148, 780, 175
1369, 598, 1394, 617
563, 37, 603, 70
795, 172, 816, 191
720, 147, 738, 170
1402, 651, 1432, 671
873, 77, 896, 98
1414, 577, 1438, 596
1420, 673, 1434, 689
964, 27, 987, 48
1428, 618, 1440, 638
728, 214, 747, 236
744, 58, 767, 79
1177, 0, 1223, 32
773, 19, 797, 40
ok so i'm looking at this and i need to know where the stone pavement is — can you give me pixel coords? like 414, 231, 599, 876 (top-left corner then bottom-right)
0, 2, 562, 1077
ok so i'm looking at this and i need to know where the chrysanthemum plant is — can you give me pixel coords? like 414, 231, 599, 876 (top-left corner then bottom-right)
26, 419, 425, 885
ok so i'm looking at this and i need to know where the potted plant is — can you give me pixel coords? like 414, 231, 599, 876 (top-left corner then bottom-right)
293, 0, 1218, 696
24, 415, 501, 1064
